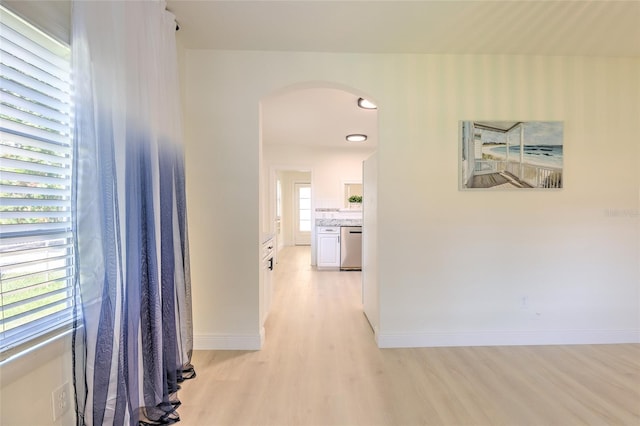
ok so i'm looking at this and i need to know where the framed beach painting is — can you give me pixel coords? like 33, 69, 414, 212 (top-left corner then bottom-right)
459, 121, 563, 190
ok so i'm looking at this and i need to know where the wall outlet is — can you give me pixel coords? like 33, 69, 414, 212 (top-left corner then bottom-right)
52, 382, 71, 421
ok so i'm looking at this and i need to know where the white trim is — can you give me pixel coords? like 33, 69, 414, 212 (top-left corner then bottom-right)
194, 332, 264, 350
268, 166, 316, 263
376, 329, 640, 348
0, 1, 71, 46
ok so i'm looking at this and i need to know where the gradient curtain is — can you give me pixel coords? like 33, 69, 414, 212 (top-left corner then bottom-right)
71, 1, 194, 424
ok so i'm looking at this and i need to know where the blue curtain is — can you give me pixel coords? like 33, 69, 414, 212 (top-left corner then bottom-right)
71, 1, 194, 425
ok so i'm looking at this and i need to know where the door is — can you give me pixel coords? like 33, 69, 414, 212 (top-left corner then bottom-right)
294, 183, 311, 245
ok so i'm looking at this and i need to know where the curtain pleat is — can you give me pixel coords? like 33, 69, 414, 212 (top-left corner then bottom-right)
72, 1, 194, 425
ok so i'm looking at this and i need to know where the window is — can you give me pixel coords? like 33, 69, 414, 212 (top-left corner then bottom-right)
296, 184, 311, 232
344, 182, 362, 208
0, 6, 74, 358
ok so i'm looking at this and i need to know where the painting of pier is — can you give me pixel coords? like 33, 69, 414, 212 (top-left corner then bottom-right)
460, 121, 563, 190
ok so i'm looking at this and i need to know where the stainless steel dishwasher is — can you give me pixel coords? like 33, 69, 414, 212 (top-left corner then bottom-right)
340, 226, 362, 270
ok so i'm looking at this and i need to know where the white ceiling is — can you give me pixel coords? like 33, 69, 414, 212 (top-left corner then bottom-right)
167, 0, 639, 149
167, 0, 640, 56
261, 88, 378, 148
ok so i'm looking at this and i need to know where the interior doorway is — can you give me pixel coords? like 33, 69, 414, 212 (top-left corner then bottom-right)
261, 84, 378, 265
259, 82, 380, 342
273, 170, 312, 252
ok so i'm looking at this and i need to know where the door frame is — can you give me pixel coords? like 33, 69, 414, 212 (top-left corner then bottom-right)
268, 166, 316, 263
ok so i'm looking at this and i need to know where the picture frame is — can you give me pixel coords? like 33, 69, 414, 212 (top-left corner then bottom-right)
460, 121, 563, 190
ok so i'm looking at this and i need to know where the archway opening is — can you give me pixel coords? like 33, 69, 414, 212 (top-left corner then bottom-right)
258, 82, 380, 340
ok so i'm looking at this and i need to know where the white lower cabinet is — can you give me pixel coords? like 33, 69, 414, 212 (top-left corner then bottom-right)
317, 226, 340, 269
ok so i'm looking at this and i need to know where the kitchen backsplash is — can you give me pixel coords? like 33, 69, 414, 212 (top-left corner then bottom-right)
315, 208, 362, 219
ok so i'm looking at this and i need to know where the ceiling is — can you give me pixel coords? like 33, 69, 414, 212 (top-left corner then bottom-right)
166, 0, 639, 149
167, 0, 640, 56
261, 88, 378, 148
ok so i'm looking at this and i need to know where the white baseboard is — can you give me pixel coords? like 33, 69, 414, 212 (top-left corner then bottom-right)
375, 329, 640, 348
194, 330, 264, 350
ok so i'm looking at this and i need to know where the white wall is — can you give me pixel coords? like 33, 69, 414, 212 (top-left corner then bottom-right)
183, 50, 263, 349
375, 55, 639, 347
265, 145, 374, 211
183, 50, 639, 349
0, 335, 75, 426
363, 152, 379, 333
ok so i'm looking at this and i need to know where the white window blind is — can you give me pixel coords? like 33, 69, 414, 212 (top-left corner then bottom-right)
0, 6, 74, 357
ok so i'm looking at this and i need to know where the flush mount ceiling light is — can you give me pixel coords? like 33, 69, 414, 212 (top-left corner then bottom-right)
357, 98, 377, 109
346, 134, 367, 142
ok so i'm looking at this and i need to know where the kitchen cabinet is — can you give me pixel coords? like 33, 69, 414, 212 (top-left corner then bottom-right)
317, 226, 340, 269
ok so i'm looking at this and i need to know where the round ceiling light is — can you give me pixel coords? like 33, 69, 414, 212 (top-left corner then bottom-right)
346, 134, 367, 142
357, 98, 377, 109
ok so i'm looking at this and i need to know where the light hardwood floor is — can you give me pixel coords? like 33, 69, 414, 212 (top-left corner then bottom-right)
178, 246, 640, 426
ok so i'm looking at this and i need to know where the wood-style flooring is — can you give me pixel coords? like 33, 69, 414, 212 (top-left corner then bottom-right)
178, 246, 640, 426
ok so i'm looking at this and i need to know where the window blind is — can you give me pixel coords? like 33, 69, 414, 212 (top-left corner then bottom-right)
0, 6, 74, 357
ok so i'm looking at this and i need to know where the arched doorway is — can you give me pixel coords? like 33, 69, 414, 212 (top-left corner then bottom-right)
260, 83, 378, 261
258, 82, 380, 339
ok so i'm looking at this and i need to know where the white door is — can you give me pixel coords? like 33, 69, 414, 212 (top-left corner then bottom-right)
294, 183, 311, 245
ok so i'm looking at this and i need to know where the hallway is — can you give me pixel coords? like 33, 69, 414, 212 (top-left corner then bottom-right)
178, 246, 640, 425
180, 246, 384, 425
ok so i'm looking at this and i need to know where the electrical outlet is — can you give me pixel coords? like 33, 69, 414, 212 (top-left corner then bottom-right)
52, 382, 71, 421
